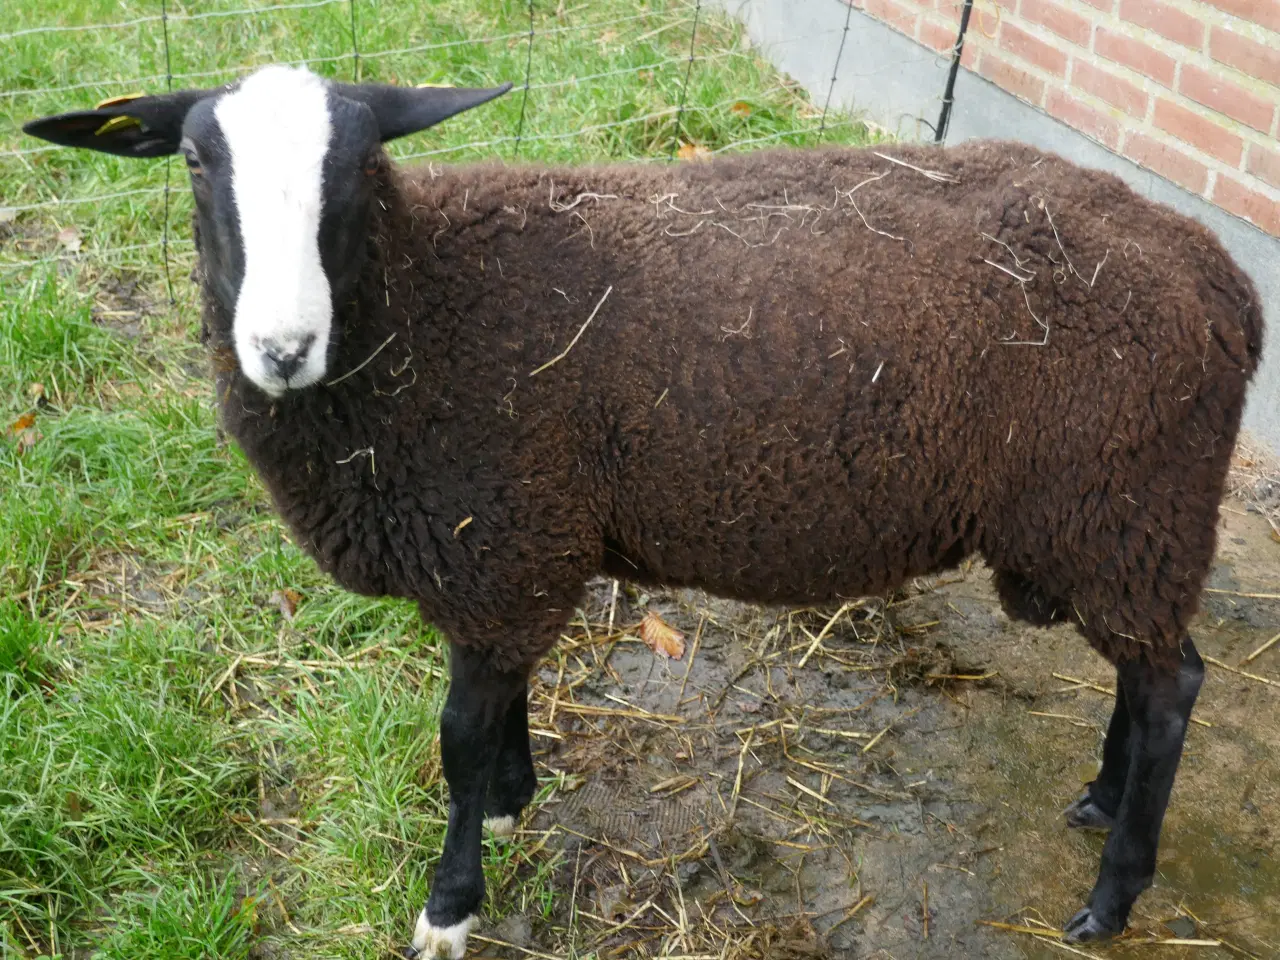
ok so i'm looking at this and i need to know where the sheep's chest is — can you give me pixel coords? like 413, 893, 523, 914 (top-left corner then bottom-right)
219, 385, 472, 604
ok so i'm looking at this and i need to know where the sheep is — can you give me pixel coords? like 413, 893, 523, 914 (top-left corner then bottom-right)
24, 63, 1263, 958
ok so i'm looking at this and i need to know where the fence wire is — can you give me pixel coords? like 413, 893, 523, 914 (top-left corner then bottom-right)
1, 0, 964, 276
0, 11, 686, 107
0, 0, 352, 42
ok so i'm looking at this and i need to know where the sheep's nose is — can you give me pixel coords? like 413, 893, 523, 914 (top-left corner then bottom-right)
261, 335, 315, 382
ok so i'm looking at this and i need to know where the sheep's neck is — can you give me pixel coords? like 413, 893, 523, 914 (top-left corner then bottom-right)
201, 176, 476, 600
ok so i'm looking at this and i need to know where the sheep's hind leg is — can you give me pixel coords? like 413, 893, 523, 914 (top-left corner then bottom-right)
994, 569, 1128, 829
1063, 640, 1203, 943
408, 641, 526, 960
483, 684, 536, 838
1064, 674, 1130, 831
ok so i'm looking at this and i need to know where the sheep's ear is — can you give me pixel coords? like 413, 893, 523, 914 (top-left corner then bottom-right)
336, 81, 514, 143
22, 89, 212, 158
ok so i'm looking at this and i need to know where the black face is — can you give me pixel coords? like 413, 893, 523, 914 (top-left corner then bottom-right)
179, 97, 242, 315
177, 90, 384, 329
317, 93, 384, 309
22, 70, 512, 394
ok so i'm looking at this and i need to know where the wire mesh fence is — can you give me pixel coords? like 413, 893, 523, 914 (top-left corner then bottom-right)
0, 0, 967, 279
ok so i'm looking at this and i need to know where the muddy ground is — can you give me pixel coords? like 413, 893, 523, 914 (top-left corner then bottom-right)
479, 504, 1280, 960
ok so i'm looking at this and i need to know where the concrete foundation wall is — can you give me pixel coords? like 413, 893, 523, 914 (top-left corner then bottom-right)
710, 0, 1280, 454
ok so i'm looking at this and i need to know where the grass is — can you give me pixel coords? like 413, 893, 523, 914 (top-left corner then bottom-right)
0, 1, 875, 954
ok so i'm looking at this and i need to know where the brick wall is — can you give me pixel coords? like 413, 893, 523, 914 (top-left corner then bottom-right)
849, 0, 1280, 237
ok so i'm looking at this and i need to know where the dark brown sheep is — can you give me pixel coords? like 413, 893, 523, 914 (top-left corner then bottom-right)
24, 68, 1263, 958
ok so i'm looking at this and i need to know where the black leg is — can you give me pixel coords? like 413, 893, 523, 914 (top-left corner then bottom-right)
1064, 639, 1204, 943
484, 684, 536, 837
1064, 671, 1131, 831
410, 642, 526, 960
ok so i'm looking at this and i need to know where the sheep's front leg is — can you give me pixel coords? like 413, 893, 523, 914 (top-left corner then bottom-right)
1064, 672, 1131, 831
1064, 640, 1203, 943
483, 685, 536, 837
410, 641, 526, 960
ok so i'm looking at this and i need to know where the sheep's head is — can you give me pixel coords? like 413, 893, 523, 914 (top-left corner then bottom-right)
24, 65, 510, 397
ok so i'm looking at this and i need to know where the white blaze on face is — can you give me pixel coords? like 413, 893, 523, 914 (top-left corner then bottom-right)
216, 66, 333, 396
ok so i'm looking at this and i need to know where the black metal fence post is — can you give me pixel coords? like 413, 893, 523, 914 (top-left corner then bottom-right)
935, 0, 974, 143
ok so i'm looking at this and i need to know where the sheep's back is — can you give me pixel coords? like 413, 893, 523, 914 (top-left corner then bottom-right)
392, 142, 1260, 607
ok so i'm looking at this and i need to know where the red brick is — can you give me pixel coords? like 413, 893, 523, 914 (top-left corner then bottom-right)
1153, 99, 1245, 165
1045, 88, 1123, 147
1119, 0, 1205, 49
1180, 64, 1276, 132
978, 51, 1049, 104
1248, 142, 1280, 190
1123, 133, 1210, 192
999, 22, 1070, 76
1210, 26, 1280, 87
961, 34, 981, 68
1201, 0, 1280, 35
1021, 0, 1093, 45
1214, 175, 1280, 236
920, 18, 960, 52
1094, 28, 1177, 86
1072, 60, 1149, 117
866, 0, 919, 35
937, 0, 963, 23
937, 0, 1012, 33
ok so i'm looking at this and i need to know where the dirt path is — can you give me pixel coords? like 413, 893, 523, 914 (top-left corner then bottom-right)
481, 506, 1280, 959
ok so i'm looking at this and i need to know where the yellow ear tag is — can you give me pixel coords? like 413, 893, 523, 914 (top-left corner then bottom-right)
414, 82, 455, 88
95, 115, 143, 136
95, 92, 146, 109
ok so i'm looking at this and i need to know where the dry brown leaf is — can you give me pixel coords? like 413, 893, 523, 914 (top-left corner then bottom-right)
56, 226, 82, 252
235, 894, 260, 932
734, 887, 765, 906
676, 142, 711, 162
7, 411, 36, 436
560, 774, 586, 793
269, 587, 302, 621
594, 883, 634, 920
639, 610, 686, 659
730, 100, 752, 117
15, 429, 41, 455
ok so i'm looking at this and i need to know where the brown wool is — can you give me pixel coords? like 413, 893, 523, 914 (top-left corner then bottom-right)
202, 139, 1263, 674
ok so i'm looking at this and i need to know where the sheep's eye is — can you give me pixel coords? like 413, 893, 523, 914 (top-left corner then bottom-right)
363, 154, 379, 177
184, 152, 203, 176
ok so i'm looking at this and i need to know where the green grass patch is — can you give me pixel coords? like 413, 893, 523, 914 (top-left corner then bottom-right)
1, 0, 875, 954
0, 600, 51, 685
93, 868, 262, 960
0, 622, 254, 942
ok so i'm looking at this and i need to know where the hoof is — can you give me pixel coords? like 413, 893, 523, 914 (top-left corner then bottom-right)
408, 909, 476, 959
1064, 791, 1115, 831
1064, 906, 1123, 943
484, 814, 517, 838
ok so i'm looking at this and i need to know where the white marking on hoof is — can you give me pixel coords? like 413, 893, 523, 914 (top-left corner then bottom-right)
412, 909, 476, 959
484, 814, 517, 837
